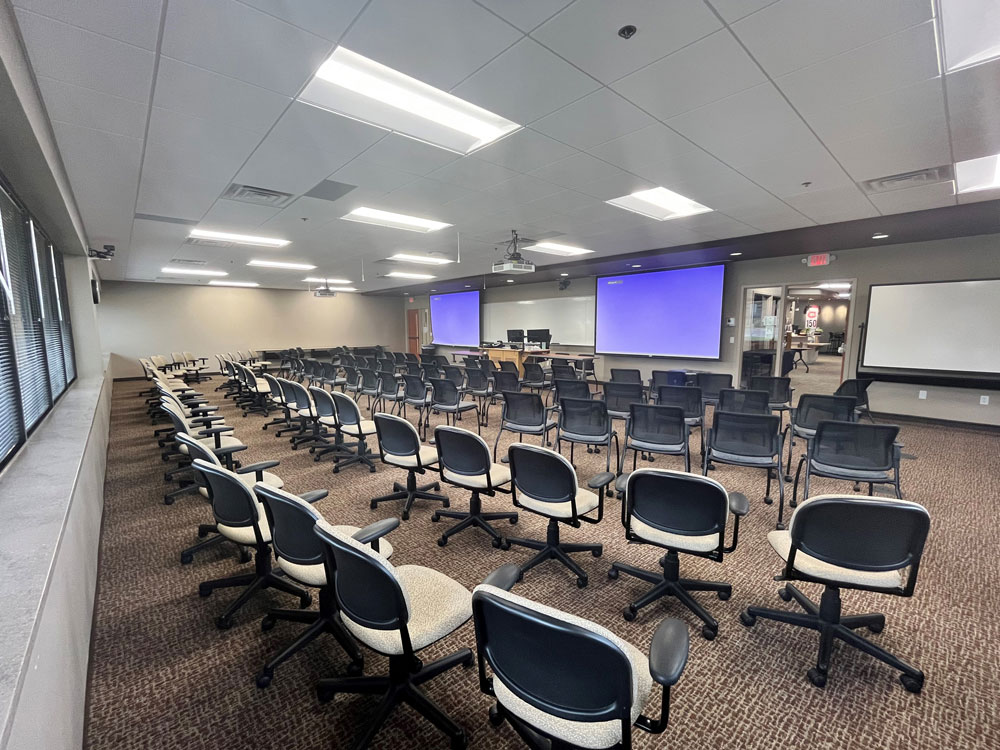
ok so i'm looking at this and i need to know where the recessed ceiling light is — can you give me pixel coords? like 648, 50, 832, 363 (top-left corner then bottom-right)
208, 280, 259, 287
342, 206, 451, 233
730, 252, 742, 256
606, 187, 712, 221
303, 277, 352, 284
189, 228, 289, 247
837, 292, 851, 299
386, 271, 436, 279
871, 232, 890, 240
464, 284, 471, 288
818, 282, 852, 290
954, 152, 1000, 193
160, 266, 228, 277
430, 288, 437, 292
387, 252, 453, 265
938, 0, 1000, 72
522, 241, 593, 256
506, 279, 514, 283
631, 264, 642, 268
559, 273, 569, 277
301, 47, 520, 154
323, 286, 358, 292
248, 259, 317, 270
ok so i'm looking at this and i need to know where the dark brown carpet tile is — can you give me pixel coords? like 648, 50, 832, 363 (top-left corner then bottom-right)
86, 379, 1000, 750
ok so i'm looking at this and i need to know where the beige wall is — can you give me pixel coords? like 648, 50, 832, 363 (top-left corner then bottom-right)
98, 281, 405, 378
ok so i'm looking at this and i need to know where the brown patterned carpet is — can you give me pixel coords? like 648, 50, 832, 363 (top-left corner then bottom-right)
86, 378, 1000, 750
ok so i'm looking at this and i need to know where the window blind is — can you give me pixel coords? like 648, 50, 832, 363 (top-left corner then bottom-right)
0, 288, 23, 465
32, 223, 67, 397
52, 250, 76, 382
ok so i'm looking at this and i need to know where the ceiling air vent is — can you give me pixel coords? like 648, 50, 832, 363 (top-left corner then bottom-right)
168, 257, 207, 266
222, 183, 295, 208
184, 237, 240, 248
859, 165, 954, 194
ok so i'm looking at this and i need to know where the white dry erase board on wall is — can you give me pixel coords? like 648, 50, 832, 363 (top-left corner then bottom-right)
483, 295, 595, 345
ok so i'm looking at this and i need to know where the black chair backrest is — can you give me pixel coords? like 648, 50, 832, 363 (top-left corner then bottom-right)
419, 353, 435, 365
393, 352, 406, 363
794, 394, 856, 429
321, 362, 339, 381
696, 373, 733, 399
262, 372, 283, 400
502, 391, 546, 427
192, 459, 258, 531
402, 374, 429, 401
405, 362, 422, 376
256, 485, 323, 567
628, 404, 686, 446
175, 432, 219, 476
276, 377, 299, 408
508, 444, 578, 508
435, 426, 491, 478
711, 411, 780, 457
790, 496, 928, 585
463, 357, 482, 370
342, 366, 360, 388
522, 362, 545, 383
499, 360, 519, 374
434, 355, 449, 367
750, 376, 792, 405
378, 370, 400, 396
718, 388, 771, 415
430, 378, 461, 406
551, 364, 577, 382
655, 385, 702, 419
551, 357, 569, 366
835, 379, 873, 408
331, 391, 363, 427
482, 359, 499, 375
603, 381, 645, 415
421, 365, 442, 382
466, 368, 489, 391
443, 366, 465, 388
553, 379, 590, 402
374, 412, 422, 460
650, 370, 677, 388
360, 368, 379, 390
610, 368, 641, 384
559, 397, 610, 438
626, 469, 728, 540
309, 385, 336, 419
812, 421, 899, 471
405, 352, 418, 363
492, 370, 520, 394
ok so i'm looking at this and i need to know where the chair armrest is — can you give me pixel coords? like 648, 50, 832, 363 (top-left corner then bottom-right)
481, 563, 520, 592
197, 426, 234, 436
237, 460, 281, 478
190, 415, 224, 426
587, 472, 615, 489
648, 618, 689, 687
299, 489, 328, 504
728, 492, 750, 517
188, 406, 218, 415
352, 517, 400, 545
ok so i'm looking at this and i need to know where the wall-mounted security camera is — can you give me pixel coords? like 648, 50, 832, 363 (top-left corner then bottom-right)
87, 244, 115, 260
558, 278, 571, 291
618, 25, 637, 39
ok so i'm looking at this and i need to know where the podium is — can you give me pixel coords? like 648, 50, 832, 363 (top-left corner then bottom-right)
484, 347, 548, 377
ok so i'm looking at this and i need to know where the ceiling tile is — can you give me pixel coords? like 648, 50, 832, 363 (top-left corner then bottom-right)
473, 129, 577, 172
483, 174, 563, 203
341, 0, 522, 91
381, 178, 471, 213
630, 149, 750, 196
15, 9, 155, 102
737, 142, 853, 197
527, 152, 623, 188
439, 192, 505, 223
361, 133, 460, 175
574, 171, 655, 200
236, 0, 367, 41
732, 207, 815, 233
531, 88, 655, 150
260, 195, 375, 234
782, 185, 879, 223
946, 58, 1000, 162
867, 181, 957, 215
612, 30, 767, 120
526, 189, 604, 215
36, 76, 147, 139
137, 167, 227, 222
826, 118, 952, 183
162, 0, 333, 95
474, 0, 573, 32
451, 38, 601, 124
429, 158, 520, 190
956, 186, 1000, 205
329, 159, 420, 193
707, 0, 780, 24
12, 0, 162, 49
200, 199, 283, 228
588, 124, 701, 174
532, 0, 721, 84
732, 0, 933, 76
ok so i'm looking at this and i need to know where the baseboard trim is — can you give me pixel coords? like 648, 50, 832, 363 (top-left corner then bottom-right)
871, 411, 1000, 433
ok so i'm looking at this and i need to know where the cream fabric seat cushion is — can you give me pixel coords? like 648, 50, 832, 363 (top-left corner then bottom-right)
518, 487, 599, 519
630, 515, 720, 553
179, 435, 244, 453
443, 463, 511, 489
278, 525, 393, 587
385, 445, 438, 468
342, 420, 377, 436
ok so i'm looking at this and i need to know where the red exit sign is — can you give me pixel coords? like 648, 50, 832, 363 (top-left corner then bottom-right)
807, 253, 830, 267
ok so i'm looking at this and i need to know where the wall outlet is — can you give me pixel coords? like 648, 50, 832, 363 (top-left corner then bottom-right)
917, 390, 927, 400
729, 336, 735, 344
981, 395, 991, 406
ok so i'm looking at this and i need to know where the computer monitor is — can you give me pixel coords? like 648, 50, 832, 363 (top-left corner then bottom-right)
526, 328, 551, 345
507, 329, 525, 343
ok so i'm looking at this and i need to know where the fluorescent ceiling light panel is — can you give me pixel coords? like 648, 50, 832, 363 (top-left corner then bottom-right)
304, 277, 352, 284
388, 252, 453, 265
955, 152, 1000, 193
385, 271, 435, 279
606, 187, 713, 221
189, 228, 289, 247
522, 242, 593, 257
248, 259, 317, 270
939, 0, 1000, 72
342, 206, 451, 233
161, 266, 228, 277
302, 47, 520, 154
209, 280, 259, 287
818, 282, 852, 290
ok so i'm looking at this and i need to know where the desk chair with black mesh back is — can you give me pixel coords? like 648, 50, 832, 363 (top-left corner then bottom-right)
610, 470, 747, 640
519, 361, 550, 396
610, 368, 642, 385
419, 352, 436, 366
341, 365, 361, 397
835, 378, 876, 422
750, 376, 793, 419
547, 365, 580, 405
403, 361, 421, 377
321, 361, 346, 391
430, 378, 480, 433
550, 364, 580, 383
490, 370, 520, 407
717, 388, 771, 415
192, 460, 312, 630
650, 370, 687, 391
421, 365, 442, 383
556, 397, 620, 476
473, 567, 690, 750
404, 351, 419, 364
392, 351, 407, 373
655, 385, 705, 457
373, 369, 405, 415
443, 365, 470, 396
492, 392, 558, 461
704, 411, 786, 529
782, 394, 857, 481
433, 426, 517, 547
741, 495, 929, 692
433, 354, 449, 368
330, 391, 378, 473
796, 421, 903, 503
503, 444, 612, 588
312, 520, 474, 749
372, 413, 447, 520
619, 404, 691, 480
695, 372, 732, 412
253, 484, 395, 688
358, 368, 380, 413
552, 378, 591, 408
465, 367, 493, 426
499, 360, 519, 375
401, 374, 433, 440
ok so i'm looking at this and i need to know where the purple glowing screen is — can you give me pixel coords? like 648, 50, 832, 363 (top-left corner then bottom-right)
430, 290, 481, 346
595, 265, 725, 358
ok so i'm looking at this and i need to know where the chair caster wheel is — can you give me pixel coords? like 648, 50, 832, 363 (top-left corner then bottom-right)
370, 500, 378, 510
431, 513, 440, 522
316, 686, 336, 703
215, 616, 232, 630
261, 616, 276, 632
576, 577, 588, 588
778, 586, 792, 602
198, 584, 212, 598
509, 517, 518, 525
900, 673, 923, 694
180, 552, 193, 565
163, 496, 174, 506
462, 652, 475, 668
701, 625, 717, 641
591, 548, 602, 558
450, 732, 468, 750
775, 522, 786, 531
623, 606, 637, 622
433, 483, 441, 491
488, 704, 504, 727
437, 537, 447, 547
784, 475, 793, 482
314, 456, 321, 462
607, 490, 615, 499
807, 668, 827, 688
239, 548, 252, 564
256, 670, 272, 689
291, 445, 298, 450
369, 466, 376, 473
332, 467, 340, 474
740, 611, 756, 627
608, 568, 619, 580
401, 511, 409, 521
763, 496, 773, 505
717, 589, 731, 601
299, 594, 312, 609
586, 447, 594, 454
347, 660, 364, 677
868, 618, 885, 634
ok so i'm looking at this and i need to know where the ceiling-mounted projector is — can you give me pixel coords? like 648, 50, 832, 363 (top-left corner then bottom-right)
313, 288, 338, 297
492, 230, 536, 274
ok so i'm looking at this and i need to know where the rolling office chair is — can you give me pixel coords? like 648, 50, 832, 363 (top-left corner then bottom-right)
835, 378, 876, 422
782, 394, 856, 480
741, 495, 929, 693
750, 376, 793, 420
273, 378, 308, 438
503, 444, 612, 587
312, 520, 474, 750
191, 460, 312, 630
358, 368, 381, 413
695, 372, 732, 412
253, 484, 395, 688
404, 351, 419, 364
703, 411, 786, 529
321, 361, 346, 391
307, 386, 357, 464
556, 397, 620, 475
158, 398, 244, 479
371, 413, 448, 520
260, 373, 292, 432
619, 404, 691, 476
329, 391, 378, 472
433, 425, 517, 547
610, 470, 747, 640
374, 369, 406, 415
464, 367, 493, 426
492, 391, 558, 462
401, 374, 433, 440
655, 385, 705, 457
430, 378, 480, 433
473, 566, 690, 750
717, 387, 771, 415
285, 380, 326, 451
341, 365, 362, 398
794, 421, 903, 504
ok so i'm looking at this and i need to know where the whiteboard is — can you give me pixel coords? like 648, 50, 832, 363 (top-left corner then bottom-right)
483, 295, 595, 345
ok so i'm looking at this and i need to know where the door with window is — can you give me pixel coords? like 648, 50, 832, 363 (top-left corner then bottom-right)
406, 309, 420, 355
739, 286, 783, 386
